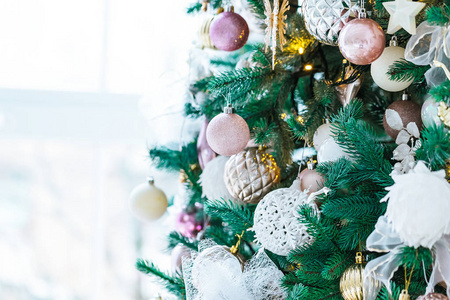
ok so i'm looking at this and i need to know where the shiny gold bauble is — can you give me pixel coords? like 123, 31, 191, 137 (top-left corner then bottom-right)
340, 252, 379, 300
224, 148, 281, 204
199, 15, 216, 49
446, 159, 450, 183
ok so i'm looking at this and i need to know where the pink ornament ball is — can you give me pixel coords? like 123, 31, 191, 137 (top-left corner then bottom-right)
338, 18, 386, 65
298, 168, 325, 195
175, 210, 204, 239
197, 117, 217, 170
206, 112, 250, 156
209, 12, 249, 51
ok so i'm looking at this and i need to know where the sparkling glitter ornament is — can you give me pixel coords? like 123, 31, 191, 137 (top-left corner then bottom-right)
383, 93, 423, 140
371, 37, 413, 92
129, 177, 168, 222
209, 8, 249, 51
253, 180, 320, 256
197, 117, 217, 170
298, 159, 325, 195
338, 13, 385, 65
301, 0, 358, 46
417, 293, 449, 300
224, 147, 280, 204
421, 97, 442, 128
340, 252, 379, 300
264, 0, 290, 68
206, 103, 250, 156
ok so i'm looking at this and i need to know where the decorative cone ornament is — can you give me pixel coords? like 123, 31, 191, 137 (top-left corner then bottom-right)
224, 147, 280, 204
197, 117, 217, 169
206, 103, 250, 156
129, 177, 168, 222
336, 66, 362, 106
338, 9, 385, 65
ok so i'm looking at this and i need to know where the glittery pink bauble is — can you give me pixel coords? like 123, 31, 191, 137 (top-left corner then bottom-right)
197, 117, 217, 170
170, 244, 191, 275
209, 12, 249, 51
298, 168, 325, 195
417, 293, 449, 300
206, 112, 250, 156
338, 18, 386, 65
175, 211, 204, 238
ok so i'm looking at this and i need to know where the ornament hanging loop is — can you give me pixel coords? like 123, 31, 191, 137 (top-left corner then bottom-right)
147, 176, 155, 185
359, 0, 366, 18
390, 35, 398, 47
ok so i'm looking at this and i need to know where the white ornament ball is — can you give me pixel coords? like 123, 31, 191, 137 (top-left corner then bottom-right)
382, 161, 450, 248
317, 138, 349, 163
206, 106, 250, 156
129, 178, 168, 221
313, 122, 332, 151
199, 156, 238, 202
253, 180, 318, 256
421, 97, 442, 128
371, 45, 413, 92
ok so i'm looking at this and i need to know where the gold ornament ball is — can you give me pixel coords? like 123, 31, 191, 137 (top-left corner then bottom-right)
417, 293, 449, 300
224, 148, 280, 204
129, 178, 168, 222
340, 253, 379, 300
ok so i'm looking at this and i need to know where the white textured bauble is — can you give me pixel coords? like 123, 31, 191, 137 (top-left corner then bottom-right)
206, 110, 250, 156
371, 45, 413, 92
199, 156, 238, 202
382, 161, 450, 248
253, 180, 317, 256
422, 97, 442, 128
313, 122, 332, 151
129, 178, 168, 222
317, 138, 349, 163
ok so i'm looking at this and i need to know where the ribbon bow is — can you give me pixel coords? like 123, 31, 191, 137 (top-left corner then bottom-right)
405, 21, 450, 86
363, 216, 450, 300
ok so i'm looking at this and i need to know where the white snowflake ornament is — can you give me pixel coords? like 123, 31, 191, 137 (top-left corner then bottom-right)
382, 161, 450, 248
253, 180, 328, 256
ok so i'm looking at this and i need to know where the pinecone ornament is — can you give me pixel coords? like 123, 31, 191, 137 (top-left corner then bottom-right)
301, 0, 358, 45
224, 148, 280, 204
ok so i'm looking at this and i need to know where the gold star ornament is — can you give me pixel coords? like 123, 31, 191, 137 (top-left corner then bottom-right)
264, 0, 290, 69
383, 0, 425, 35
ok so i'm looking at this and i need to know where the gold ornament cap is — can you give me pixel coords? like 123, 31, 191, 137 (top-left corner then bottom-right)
399, 289, 410, 300
355, 252, 364, 264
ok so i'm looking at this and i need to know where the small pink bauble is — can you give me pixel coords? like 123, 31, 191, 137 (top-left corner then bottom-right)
170, 244, 191, 275
338, 18, 386, 65
197, 117, 217, 170
175, 210, 204, 238
417, 293, 449, 300
206, 108, 250, 156
298, 168, 325, 195
209, 11, 249, 51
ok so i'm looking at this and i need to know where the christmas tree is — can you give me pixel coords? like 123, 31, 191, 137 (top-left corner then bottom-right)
131, 0, 450, 299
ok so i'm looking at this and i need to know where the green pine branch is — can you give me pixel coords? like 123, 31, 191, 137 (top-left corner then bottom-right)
388, 58, 430, 83
416, 123, 450, 170
426, 4, 450, 26
136, 259, 186, 299
167, 231, 199, 251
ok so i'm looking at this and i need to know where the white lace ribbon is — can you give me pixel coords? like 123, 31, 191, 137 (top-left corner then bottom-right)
405, 21, 450, 86
364, 216, 450, 299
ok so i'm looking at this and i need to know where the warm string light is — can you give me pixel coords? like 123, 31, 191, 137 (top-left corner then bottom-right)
304, 64, 313, 71
296, 115, 304, 124
280, 113, 287, 120
298, 47, 305, 54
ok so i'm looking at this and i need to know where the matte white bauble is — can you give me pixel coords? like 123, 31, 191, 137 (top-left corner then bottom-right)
371, 39, 413, 92
129, 177, 168, 221
313, 121, 332, 151
421, 97, 442, 128
317, 138, 349, 163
